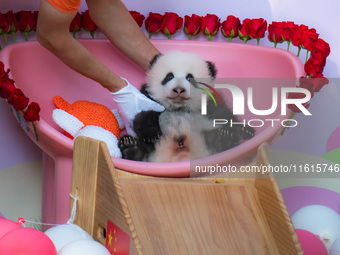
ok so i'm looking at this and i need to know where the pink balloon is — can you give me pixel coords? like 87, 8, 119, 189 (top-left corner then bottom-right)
0, 227, 57, 255
296, 229, 328, 255
0, 217, 21, 239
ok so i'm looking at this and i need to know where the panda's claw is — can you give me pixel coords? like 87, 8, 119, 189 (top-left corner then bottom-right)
119, 135, 138, 150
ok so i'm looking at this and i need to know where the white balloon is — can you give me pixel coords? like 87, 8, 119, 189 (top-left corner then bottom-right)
292, 205, 340, 252
330, 236, 340, 255
44, 224, 93, 252
58, 239, 110, 255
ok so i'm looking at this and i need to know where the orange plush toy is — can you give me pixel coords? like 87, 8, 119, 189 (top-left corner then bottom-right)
52, 96, 124, 157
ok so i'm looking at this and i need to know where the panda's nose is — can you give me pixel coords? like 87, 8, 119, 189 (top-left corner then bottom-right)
173, 87, 186, 95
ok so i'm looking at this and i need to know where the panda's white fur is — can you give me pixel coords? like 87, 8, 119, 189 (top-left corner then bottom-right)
144, 51, 216, 162
148, 111, 214, 162
120, 51, 254, 163
145, 51, 214, 112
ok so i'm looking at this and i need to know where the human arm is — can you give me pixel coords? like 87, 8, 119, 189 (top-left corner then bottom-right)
36, 0, 126, 92
85, 0, 160, 71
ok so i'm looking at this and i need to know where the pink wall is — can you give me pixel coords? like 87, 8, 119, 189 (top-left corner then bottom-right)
0, 0, 339, 172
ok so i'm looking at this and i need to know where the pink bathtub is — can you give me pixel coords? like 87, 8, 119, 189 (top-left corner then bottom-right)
0, 39, 304, 225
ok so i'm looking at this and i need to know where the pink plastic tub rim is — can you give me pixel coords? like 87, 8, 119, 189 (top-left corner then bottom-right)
0, 39, 304, 177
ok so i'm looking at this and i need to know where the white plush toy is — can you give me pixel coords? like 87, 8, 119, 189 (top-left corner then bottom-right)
52, 96, 124, 157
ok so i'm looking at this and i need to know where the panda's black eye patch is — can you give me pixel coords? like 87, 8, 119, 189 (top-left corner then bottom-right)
186, 73, 194, 82
162, 72, 174, 85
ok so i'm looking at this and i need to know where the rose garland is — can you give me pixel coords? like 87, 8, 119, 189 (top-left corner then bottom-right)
0, 61, 40, 140
0, 10, 331, 114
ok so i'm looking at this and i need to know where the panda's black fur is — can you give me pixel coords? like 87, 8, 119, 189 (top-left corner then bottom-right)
119, 51, 254, 162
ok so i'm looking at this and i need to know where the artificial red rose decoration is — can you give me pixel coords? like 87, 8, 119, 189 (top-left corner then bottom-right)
184, 14, 202, 40
268, 22, 284, 47
301, 28, 319, 51
0, 61, 10, 78
291, 24, 309, 56
130, 11, 145, 28
24, 102, 40, 122
304, 56, 326, 78
82, 10, 97, 38
281, 21, 296, 50
312, 38, 330, 60
299, 75, 329, 93
287, 92, 310, 113
145, 12, 163, 38
201, 14, 220, 41
310, 74, 329, 92
250, 18, 267, 44
0, 13, 9, 47
4, 11, 19, 43
298, 76, 315, 98
238, 18, 252, 43
0, 77, 16, 99
221, 15, 240, 42
160, 12, 183, 39
16, 11, 37, 41
7, 88, 29, 111
69, 12, 82, 38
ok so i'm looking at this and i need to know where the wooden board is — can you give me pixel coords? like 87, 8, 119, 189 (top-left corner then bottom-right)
70, 137, 302, 255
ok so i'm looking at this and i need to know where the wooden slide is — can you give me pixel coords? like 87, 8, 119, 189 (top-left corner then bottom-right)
70, 137, 302, 255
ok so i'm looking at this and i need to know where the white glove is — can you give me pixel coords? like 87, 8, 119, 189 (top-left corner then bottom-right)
111, 78, 164, 135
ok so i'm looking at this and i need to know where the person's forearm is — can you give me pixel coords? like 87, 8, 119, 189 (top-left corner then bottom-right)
86, 0, 160, 71
36, 0, 125, 92
48, 34, 125, 92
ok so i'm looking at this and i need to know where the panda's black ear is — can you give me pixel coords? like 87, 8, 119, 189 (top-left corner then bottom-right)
206, 61, 217, 79
149, 53, 163, 70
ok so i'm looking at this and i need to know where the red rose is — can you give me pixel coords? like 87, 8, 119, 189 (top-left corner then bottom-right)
281, 21, 295, 41
24, 102, 40, 122
16, 11, 36, 32
145, 12, 163, 38
69, 12, 82, 37
0, 61, 10, 78
298, 76, 314, 98
238, 18, 252, 43
311, 38, 330, 60
4, 11, 19, 42
221, 15, 240, 42
8, 88, 29, 111
201, 14, 220, 41
287, 92, 310, 113
129, 11, 145, 28
0, 77, 16, 99
304, 56, 325, 77
16, 11, 37, 41
160, 12, 183, 39
310, 74, 329, 92
268, 22, 284, 46
291, 24, 309, 48
250, 18, 267, 38
301, 29, 319, 51
0, 13, 10, 34
184, 14, 202, 40
82, 10, 97, 38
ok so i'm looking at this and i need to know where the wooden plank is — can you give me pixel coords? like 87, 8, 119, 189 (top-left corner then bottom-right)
255, 143, 303, 255
71, 137, 302, 255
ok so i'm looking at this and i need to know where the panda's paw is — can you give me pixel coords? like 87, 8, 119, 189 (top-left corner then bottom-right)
119, 135, 138, 150
240, 125, 255, 140
119, 135, 148, 161
139, 131, 161, 144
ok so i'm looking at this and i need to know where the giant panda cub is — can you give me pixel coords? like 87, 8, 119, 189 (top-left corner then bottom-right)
119, 51, 254, 162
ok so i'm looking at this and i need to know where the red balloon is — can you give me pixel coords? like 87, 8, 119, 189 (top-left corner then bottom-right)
0, 227, 57, 255
296, 229, 328, 255
0, 217, 21, 239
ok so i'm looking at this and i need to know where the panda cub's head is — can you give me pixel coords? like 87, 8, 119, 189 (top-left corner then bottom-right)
145, 51, 217, 111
